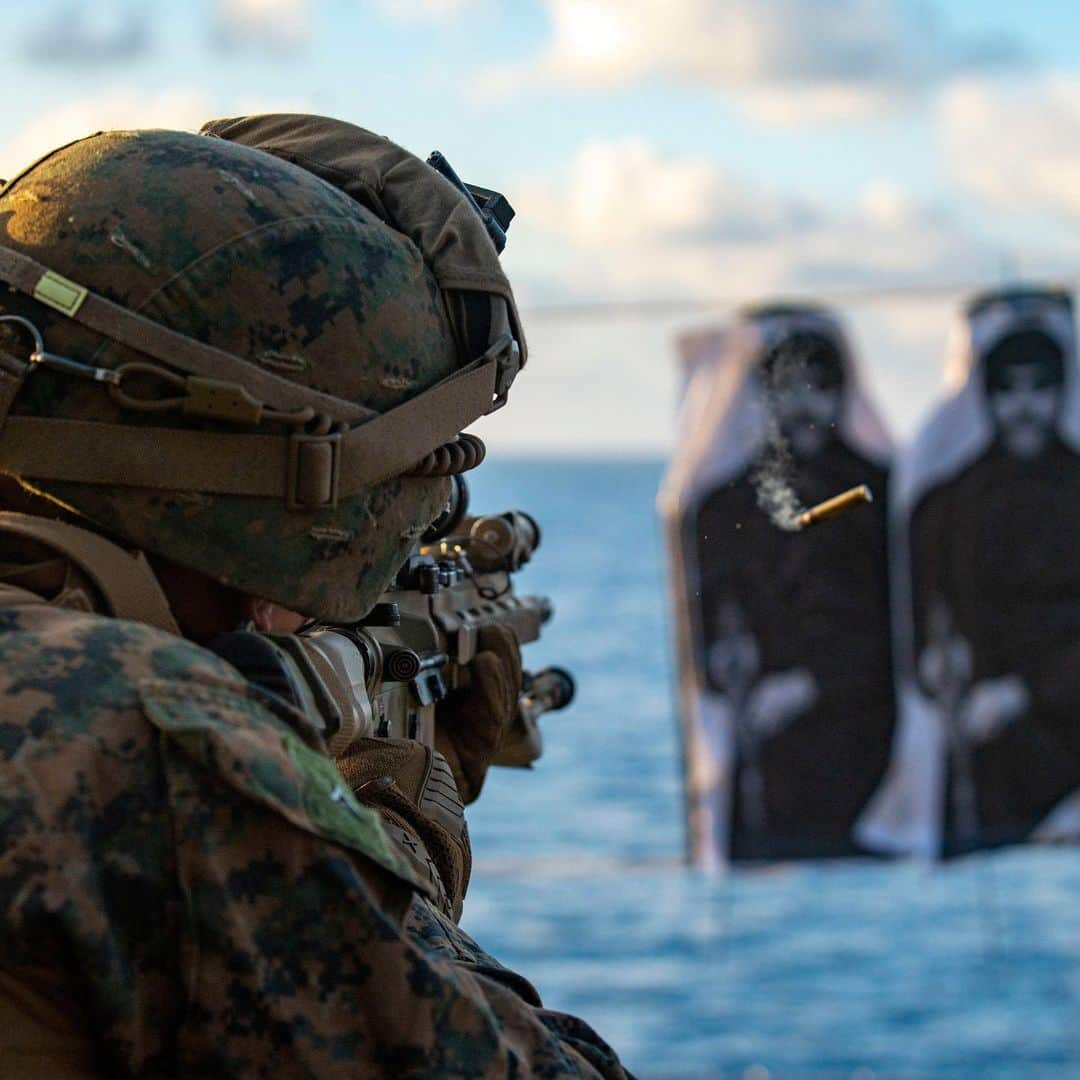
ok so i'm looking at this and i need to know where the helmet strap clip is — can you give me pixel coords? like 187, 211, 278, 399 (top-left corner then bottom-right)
0, 314, 120, 386
287, 428, 342, 511
485, 332, 519, 412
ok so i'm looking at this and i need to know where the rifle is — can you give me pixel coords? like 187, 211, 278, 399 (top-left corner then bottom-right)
233, 474, 575, 768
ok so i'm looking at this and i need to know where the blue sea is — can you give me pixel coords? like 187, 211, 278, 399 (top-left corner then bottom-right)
461, 459, 1080, 1080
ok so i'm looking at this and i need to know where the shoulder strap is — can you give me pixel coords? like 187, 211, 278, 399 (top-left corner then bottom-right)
0, 513, 179, 634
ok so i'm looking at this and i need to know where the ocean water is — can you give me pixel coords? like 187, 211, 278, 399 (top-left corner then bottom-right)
461, 459, 1080, 1080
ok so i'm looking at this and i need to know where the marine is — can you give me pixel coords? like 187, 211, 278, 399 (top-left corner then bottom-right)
0, 115, 631, 1077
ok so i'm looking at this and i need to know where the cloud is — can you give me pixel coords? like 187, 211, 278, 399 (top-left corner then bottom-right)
375, 0, 476, 20
492, 137, 997, 454
24, 2, 152, 66
211, 0, 311, 51
24, 0, 311, 60
0, 90, 214, 183
522, 138, 817, 250
491, 135, 1076, 453
484, 0, 1026, 124
509, 136, 990, 306
943, 76, 1080, 220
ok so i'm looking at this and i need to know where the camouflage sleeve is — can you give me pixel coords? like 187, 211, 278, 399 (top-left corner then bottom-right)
0, 608, 632, 1078
404, 896, 634, 1078
144, 676, 633, 1078
151, 703, 632, 1079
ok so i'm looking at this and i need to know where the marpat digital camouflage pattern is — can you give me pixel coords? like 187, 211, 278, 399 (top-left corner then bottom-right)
0, 129, 457, 622
0, 593, 630, 1077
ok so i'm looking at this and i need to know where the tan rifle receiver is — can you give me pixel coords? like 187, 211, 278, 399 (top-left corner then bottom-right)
257, 486, 574, 766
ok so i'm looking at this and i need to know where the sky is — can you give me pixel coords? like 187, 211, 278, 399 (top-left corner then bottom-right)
2, 0, 1080, 455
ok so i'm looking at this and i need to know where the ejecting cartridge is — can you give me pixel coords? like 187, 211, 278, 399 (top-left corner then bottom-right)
796, 484, 873, 528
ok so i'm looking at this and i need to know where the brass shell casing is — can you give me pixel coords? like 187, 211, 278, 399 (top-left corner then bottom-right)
797, 484, 873, 528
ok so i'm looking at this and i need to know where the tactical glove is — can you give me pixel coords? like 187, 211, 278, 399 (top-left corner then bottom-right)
436, 623, 523, 805
337, 738, 471, 921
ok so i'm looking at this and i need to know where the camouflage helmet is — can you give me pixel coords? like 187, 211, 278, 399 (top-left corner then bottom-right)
0, 120, 523, 622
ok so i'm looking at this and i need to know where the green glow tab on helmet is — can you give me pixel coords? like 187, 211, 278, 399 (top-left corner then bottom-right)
33, 270, 88, 317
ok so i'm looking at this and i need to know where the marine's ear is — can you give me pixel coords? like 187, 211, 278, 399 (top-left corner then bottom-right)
244, 596, 306, 634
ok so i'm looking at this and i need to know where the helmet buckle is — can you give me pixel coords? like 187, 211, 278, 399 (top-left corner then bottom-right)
486, 333, 520, 412
287, 429, 342, 511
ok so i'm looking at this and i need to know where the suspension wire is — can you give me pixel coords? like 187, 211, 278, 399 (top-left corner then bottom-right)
520, 274, 1080, 323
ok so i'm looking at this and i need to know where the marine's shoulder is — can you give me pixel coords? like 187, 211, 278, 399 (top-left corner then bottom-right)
0, 603, 434, 897
0, 602, 244, 707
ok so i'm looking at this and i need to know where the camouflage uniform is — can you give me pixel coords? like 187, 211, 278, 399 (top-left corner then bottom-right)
0, 562, 629, 1077
0, 124, 632, 1077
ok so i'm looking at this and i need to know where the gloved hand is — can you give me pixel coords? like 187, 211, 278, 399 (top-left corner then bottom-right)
336, 737, 471, 921
436, 623, 523, 805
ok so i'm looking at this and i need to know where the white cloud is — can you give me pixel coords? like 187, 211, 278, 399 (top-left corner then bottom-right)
521, 137, 814, 250
0, 85, 325, 185
483, 0, 1025, 124
212, 0, 310, 50
510, 137, 987, 305
858, 180, 921, 227
0, 90, 214, 183
24, 3, 152, 66
943, 76, 1080, 220
375, 0, 476, 20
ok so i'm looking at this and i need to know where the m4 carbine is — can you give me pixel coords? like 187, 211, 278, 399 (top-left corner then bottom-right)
228, 476, 574, 770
